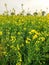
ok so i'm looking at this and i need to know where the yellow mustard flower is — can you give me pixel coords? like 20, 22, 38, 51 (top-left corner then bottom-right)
35, 32, 40, 35
31, 29, 36, 33
29, 30, 35, 34
18, 52, 22, 62
18, 32, 21, 35
27, 38, 31, 41
33, 34, 38, 40
17, 44, 20, 50
29, 31, 32, 34
26, 40, 30, 44
23, 28, 26, 30
26, 37, 31, 44
21, 43, 24, 47
39, 37, 45, 42
35, 41, 40, 44
41, 37, 45, 41
29, 29, 39, 35
2, 51, 7, 55
20, 43, 24, 47
10, 45, 14, 48
10, 45, 16, 50
11, 36, 16, 43
0, 31, 2, 35
16, 62, 21, 65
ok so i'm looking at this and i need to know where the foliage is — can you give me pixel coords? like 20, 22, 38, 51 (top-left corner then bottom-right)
0, 15, 49, 65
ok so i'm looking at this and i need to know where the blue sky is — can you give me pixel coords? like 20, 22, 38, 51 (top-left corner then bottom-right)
0, 0, 49, 14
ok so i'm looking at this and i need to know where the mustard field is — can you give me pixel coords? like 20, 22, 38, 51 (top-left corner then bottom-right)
0, 15, 49, 65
